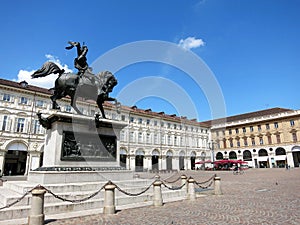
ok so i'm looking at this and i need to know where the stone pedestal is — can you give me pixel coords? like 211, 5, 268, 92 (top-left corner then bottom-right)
214, 176, 222, 195
28, 188, 46, 225
103, 182, 116, 214
187, 178, 196, 201
153, 180, 163, 206
28, 112, 127, 184
181, 175, 188, 194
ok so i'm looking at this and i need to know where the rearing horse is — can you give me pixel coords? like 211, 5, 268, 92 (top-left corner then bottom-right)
31, 62, 118, 118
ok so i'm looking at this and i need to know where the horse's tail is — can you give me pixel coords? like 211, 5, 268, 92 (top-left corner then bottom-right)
31, 61, 65, 78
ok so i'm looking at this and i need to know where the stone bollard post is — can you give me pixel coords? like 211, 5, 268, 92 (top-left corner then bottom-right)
181, 175, 188, 194
214, 176, 222, 195
28, 187, 46, 225
103, 181, 117, 214
153, 180, 163, 206
187, 177, 196, 201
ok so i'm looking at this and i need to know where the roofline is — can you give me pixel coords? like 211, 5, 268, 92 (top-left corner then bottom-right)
0, 78, 208, 127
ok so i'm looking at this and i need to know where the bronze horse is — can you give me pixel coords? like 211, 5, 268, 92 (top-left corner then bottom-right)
31, 61, 118, 118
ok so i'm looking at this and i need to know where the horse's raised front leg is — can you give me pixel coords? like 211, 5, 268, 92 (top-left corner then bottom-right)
71, 95, 83, 115
107, 97, 121, 114
96, 95, 106, 119
106, 97, 116, 102
50, 94, 61, 110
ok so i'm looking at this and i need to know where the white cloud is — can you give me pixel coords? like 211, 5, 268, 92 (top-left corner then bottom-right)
196, 0, 207, 6
178, 37, 205, 50
16, 69, 58, 89
15, 54, 73, 89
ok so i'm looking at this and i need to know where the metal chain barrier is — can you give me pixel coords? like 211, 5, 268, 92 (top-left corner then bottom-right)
0, 174, 218, 211
0, 185, 41, 210
195, 180, 214, 189
114, 181, 155, 196
161, 180, 187, 190
159, 170, 180, 183
195, 174, 216, 185
44, 183, 107, 203
162, 175, 182, 184
0, 180, 153, 210
193, 174, 216, 189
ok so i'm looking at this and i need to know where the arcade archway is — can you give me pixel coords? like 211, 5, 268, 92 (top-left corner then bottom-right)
179, 151, 185, 170
229, 151, 237, 159
258, 149, 269, 168
135, 149, 145, 172
4, 142, 28, 176
152, 150, 160, 171
166, 150, 173, 170
190, 151, 196, 170
243, 150, 252, 161
275, 147, 286, 168
216, 152, 224, 160
120, 148, 127, 168
292, 146, 300, 167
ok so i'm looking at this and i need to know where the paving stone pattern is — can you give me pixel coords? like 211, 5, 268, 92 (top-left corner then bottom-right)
34, 169, 300, 224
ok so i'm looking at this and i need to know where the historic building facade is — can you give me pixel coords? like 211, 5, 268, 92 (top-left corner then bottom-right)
118, 106, 211, 172
0, 78, 211, 176
207, 108, 300, 168
2, 78, 299, 176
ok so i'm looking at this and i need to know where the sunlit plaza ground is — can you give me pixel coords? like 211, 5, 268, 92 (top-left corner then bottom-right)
11, 168, 298, 225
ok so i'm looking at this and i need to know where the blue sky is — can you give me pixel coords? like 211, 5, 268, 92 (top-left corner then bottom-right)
0, 0, 300, 121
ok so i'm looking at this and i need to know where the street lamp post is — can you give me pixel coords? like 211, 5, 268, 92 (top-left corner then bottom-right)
127, 110, 132, 170
160, 116, 163, 171
209, 140, 216, 169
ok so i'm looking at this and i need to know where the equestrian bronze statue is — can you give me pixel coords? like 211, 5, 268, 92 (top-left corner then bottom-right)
31, 41, 118, 118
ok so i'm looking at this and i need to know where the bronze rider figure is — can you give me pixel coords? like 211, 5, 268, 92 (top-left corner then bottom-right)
65, 41, 88, 76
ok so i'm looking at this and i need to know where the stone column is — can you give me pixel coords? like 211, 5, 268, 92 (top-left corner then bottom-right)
174, 157, 179, 170
127, 155, 130, 170
214, 176, 222, 195
185, 156, 189, 171
24, 151, 31, 176
130, 155, 135, 171
116, 139, 121, 165
268, 157, 273, 168
0, 149, 5, 176
286, 150, 295, 167
161, 155, 166, 170
153, 180, 163, 206
30, 152, 41, 171
147, 156, 152, 171
103, 181, 116, 214
186, 157, 191, 170
181, 175, 188, 194
187, 177, 196, 201
28, 188, 46, 225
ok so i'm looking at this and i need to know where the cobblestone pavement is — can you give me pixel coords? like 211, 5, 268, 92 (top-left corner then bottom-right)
39, 169, 300, 224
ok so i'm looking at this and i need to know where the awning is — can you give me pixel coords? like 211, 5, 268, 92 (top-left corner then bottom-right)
195, 160, 212, 164
213, 159, 248, 164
